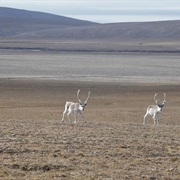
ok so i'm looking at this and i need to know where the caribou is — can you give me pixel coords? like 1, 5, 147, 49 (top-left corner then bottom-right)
143, 93, 166, 125
61, 90, 91, 124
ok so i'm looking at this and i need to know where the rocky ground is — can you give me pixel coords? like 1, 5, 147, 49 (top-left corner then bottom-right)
0, 79, 180, 179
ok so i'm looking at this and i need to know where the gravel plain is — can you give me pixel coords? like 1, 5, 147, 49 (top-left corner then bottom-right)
0, 47, 180, 179
0, 49, 180, 83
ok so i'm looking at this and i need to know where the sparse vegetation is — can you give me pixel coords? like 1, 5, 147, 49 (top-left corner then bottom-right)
0, 80, 180, 179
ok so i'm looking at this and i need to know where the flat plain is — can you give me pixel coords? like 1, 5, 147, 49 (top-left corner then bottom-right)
0, 40, 180, 179
0, 46, 180, 83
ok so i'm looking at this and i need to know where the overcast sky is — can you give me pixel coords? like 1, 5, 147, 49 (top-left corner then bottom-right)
1, 0, 180, 23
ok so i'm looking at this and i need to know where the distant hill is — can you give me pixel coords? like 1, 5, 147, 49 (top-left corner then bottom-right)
0, 7, 180, 40
15, 20, 180, 40
0, 7, 98, 37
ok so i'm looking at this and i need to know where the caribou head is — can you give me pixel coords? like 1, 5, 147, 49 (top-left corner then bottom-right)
77, 89, 91, 111
154, 93, 166, 111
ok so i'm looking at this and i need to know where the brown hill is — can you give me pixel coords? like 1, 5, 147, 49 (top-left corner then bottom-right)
14, 20, 180, 40
0, 7, 180, 40
0, 7, 98, 37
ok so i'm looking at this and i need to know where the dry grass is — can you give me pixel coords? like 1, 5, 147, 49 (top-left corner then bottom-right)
0, 79, 180, 179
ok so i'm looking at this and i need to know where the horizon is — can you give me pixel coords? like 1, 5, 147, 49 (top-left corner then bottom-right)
0, 0, 180, 23
1, 6, 180, 24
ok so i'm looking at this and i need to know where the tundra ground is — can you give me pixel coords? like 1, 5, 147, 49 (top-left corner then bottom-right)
0, 79, 180, 179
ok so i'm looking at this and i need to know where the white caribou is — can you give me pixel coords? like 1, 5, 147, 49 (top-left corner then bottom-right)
143, 93, 166, 125
61, 90, 91, 124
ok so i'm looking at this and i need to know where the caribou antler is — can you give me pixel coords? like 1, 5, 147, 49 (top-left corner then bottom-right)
77, 89, 82, 103
84, 91, 91, 104
163, 93, 166, 104
154, 93, 159, 104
